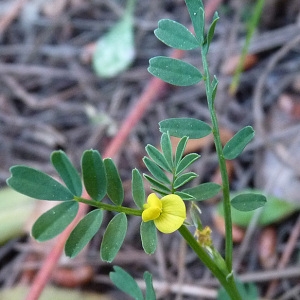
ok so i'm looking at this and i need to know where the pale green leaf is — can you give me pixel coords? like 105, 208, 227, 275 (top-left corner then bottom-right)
132, 169, 146, 209
140, 221, 157, 254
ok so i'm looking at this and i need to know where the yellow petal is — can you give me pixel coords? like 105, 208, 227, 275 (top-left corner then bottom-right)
154, 213, 185, 233
161, 194, 186, 218
147, 193, 162, 210
142, 206, 161, 222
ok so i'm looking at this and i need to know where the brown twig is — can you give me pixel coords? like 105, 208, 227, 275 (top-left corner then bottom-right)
25, 1, 223, 299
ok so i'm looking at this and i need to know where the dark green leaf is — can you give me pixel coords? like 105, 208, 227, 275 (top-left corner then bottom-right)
176, 153, 200, 175
144, 271, 156, 300
183, 182, 222, 201
32, 201, 78, 241
175, 191, 195, 200
223, 126, 255, 160
7, 166, 73, 201
140, 221, 157, 254
174, 172, 197, 189
110, 266, 144, 300
93, 14, 135, 78
81, 150, 107, 201
143, 157, 171, 185
155, 19, 199, 50
65, 209, 103, 258
184, 0, 205, 43
100, 213, 127, 262
160, 132, 173, 170
145, 144, 172, 172
51, 150, 82, 197
143, 174, 171, 194
159, 118, 211, 139
203, 12, 219, 54
104, 158, 124, 206
175, 136, 189, 166
132, 169, 146, 209
217, 190, 300, 227
148, 56, 202, 86
231, 193, 267, 211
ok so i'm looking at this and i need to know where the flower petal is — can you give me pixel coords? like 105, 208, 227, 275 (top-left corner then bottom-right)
142, 206, 161, 222
147, 193, 162, 209
161, 194, 186, 218
154, 213, 185, 233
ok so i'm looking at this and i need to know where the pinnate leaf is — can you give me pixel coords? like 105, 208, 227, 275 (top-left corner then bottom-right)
223, 126, 254, 160
148, 56, 202, 86
155, 19, 199, 50
175, 136, 189, 166
144, 271, 156, 300
32, 201, 78, 241
174, 172, 197, 189
7, 166, 73, 201
160, 132, 173, 170
104, 158, 124, 206
65, 209, 103, 258
132, 169, 146, 209
100, 213, 127, 262
81, 150, 107, 201
51, 150, 82, 197
159, 118, 211, 139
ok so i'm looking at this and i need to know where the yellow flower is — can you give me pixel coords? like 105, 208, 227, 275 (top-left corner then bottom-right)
142, 193, 186, 234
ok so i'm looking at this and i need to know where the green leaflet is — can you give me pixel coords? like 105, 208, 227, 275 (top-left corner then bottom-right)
148, 56, 202, 86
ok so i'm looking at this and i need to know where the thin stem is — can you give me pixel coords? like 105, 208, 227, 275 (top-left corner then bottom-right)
74, 196, 142, 216
201, 50, 233, 271
178, 225, 242, 300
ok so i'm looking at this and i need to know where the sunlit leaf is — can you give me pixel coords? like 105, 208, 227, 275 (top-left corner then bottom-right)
145, 144, 172, 172
160, 132, 173, 170
93, 13, 135, 78
104, 158, 124, 206
7, 166, 73, 201
183, 182, 222, 201
140, 221, 157, 254
143, 157, 171, 185
32, 201, 78, 241
51, 150, 82, 197
144, 271, 156, 300
159, 118, 211, 139
65, 209, 103, 258
132, 169, 146, 209
223, 126, 254, 160
231, 193, 266, 211
100, 213, 127, 262
184, 0, 205, 43
176, 153, 200, 175
110, 266, 144, 300
173, 172, 197, 189
155, 19, 199, 50
203, 11, 219, 54
148, 56, 202, 86
81, 150, 107, 201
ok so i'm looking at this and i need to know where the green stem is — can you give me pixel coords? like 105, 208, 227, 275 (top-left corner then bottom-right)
178, 225, 242, 300
201, 50, 233, 271
74, 196, 142, 216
